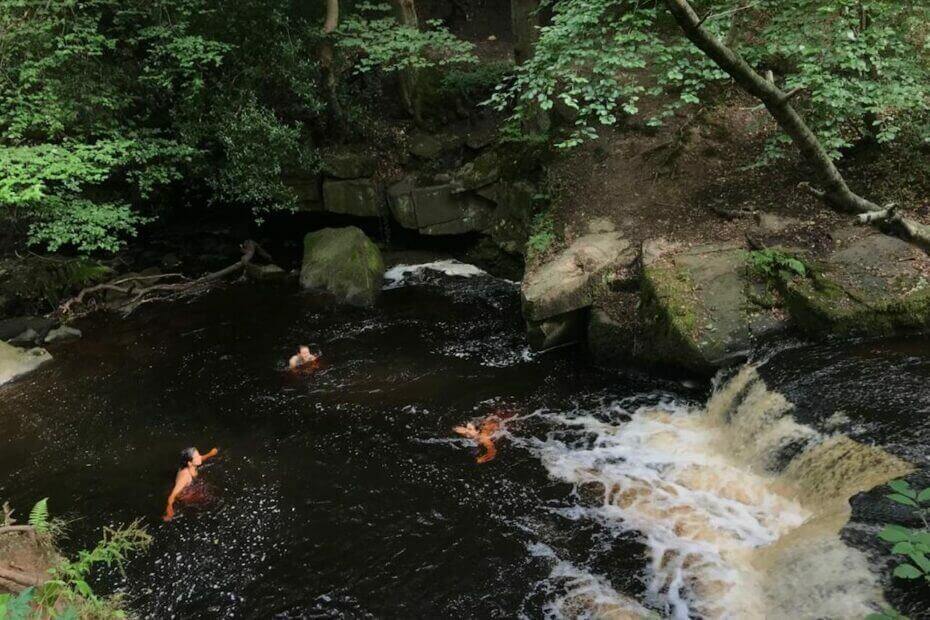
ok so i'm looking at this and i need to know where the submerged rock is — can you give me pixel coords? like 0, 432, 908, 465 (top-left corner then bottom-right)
300, 227, 385, 306
246, 263, 287, 281
44, 325, 82, 343
0, 316, 57, 344
637, 240, 786, 372
780, 231, 930, 335
0, 340, 52, 386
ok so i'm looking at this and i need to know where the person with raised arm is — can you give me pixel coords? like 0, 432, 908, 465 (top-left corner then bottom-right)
163, 446, 219, 521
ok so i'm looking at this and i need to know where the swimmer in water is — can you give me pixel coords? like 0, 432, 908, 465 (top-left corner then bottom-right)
163, 446, 219, 521
453, 417, 501, 464
289, 344, 320, 371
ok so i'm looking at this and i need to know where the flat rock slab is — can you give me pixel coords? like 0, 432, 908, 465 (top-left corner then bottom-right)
782, 232, 930, 335
522, 232, 636, 322
0, 340, 51, 386
387, 180, 494, 236
638, 240, 785, 372
322, 179, 384, 218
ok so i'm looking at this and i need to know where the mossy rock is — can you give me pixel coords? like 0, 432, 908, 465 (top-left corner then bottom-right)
322, 146, 376, 179
637, 240, 786, 373
0, 340, 52, 386
300, 227, 385, 307
778, 232, 930, 336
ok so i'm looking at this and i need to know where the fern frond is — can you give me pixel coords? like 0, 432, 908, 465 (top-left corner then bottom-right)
28, 498, 50, 534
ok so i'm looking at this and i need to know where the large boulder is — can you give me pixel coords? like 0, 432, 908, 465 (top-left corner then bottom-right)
780, 230, 930, 335
387, 179, 495, 236
322, 179, 384, 218
637, 240, 786, 372
322, 147, 376, 179
0, 316, 58, 344
522, 232, 636, 322
453, 151, 500, 191
0, 340, 51, 386
300, 227, 385, 306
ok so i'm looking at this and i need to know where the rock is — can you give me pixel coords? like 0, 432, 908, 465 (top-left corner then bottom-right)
0, 317, 58, 344
526, 311, 585, 350
586, 217, 616, 234
300, 227, 385, 306
161, 253, 181, 270
285, 173, 324, 211
43, 325, 82, 343
484, 182, 535, 255
453, 151, 500, 191
588, 303, 635, 366
522, 232, 636, 322
752, 212, 802, 235
780, 232, 930, 335
387, 179, 495, 236
322, 147, 376, 179
465, 127, 497, 150
0, 340, 52, 386
322, 179, 385, 218
407, 132, 462, 160
637, 240, 786, 372
246, 263, 288, 281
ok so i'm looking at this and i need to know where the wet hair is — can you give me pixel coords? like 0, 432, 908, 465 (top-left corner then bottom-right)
179, 447, 196, 469
308, 343, 322, 357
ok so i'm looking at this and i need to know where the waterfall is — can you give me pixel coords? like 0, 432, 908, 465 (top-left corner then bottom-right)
519, 365, 912, 618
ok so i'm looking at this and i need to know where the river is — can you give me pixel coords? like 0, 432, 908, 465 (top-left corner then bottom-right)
1, 264, 928, 618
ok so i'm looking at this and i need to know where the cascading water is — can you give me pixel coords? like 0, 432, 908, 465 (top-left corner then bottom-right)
514, 365, 912, 619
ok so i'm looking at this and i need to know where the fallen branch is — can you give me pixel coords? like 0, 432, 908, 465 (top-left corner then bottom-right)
710, 204, 757, 220
57, 240, 272, 319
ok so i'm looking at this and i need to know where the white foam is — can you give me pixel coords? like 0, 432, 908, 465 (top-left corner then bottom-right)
382, 260, 491, 289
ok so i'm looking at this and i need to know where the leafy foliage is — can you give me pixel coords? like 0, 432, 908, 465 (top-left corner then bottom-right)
27, 498, 49, 534
870, 479, 930, 619
747, 249, 808, 278
527, 211, 557, 259
338, 3, 477, 76
493, 0, 930, 155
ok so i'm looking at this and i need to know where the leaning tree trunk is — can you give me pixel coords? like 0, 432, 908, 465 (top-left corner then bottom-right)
511, 0, 540, 66
320, 0, 344, 132
392, 0, 423, 125
662, 0, 930, 249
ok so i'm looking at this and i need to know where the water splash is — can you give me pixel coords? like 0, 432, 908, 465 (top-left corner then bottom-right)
515, 365, 912, 618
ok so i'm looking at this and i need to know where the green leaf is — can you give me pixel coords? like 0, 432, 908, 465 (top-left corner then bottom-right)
893, 563, 923, 579
916, 488, 930, 504
888, 493, 920, 508
28, 498, 49, 534
890, 480, 917, 499
879, 525, 912, 543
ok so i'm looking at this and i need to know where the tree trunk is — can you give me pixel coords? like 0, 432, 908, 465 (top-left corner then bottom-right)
663, 0, 879, 215
320, 0, 344, 132
511, 0, 540, 66
392, 0, 422, 124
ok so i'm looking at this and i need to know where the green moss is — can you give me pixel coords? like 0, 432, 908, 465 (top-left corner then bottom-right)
638, 262, 708, 371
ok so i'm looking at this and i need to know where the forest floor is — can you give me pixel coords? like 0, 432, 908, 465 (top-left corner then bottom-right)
544, 89, 930, 262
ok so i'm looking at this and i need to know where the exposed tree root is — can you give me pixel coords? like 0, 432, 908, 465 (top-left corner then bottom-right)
57, 240, 274, 319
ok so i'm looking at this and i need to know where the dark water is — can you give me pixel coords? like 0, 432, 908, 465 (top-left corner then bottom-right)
2, 268, 929, 618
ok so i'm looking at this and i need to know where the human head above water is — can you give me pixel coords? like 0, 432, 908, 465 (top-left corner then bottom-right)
298, 344, 321, 360
180, 447, 202, 469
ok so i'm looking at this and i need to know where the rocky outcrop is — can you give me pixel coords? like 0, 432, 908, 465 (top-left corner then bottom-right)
779, 230, 930, 335
323, 147, 376, 179
0, 317, 57, 345
522, 232, 636, 350
300, 227, 385, 306
0, 340, 52, 386
322, 179, 384, 218
637, 240, 786, 372
387, 178, 495, 235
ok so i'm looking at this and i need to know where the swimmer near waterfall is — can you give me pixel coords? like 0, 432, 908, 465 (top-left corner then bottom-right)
453, 416, 503, 464
163, 446, 219, 522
